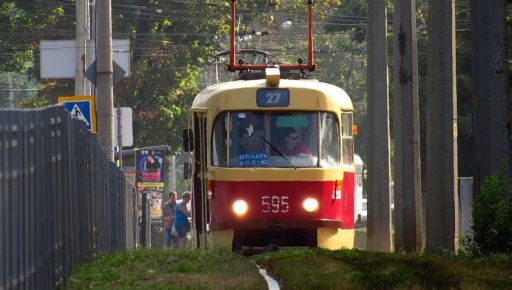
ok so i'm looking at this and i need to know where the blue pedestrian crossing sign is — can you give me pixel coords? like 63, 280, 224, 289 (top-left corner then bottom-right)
58, 96, 97, 132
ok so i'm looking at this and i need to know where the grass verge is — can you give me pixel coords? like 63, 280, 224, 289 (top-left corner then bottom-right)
66, 247, 512, 290
253, 248, 512, 290
66, 248, 266, 290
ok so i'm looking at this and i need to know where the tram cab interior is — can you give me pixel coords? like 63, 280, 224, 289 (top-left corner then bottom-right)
212, 111, 341, 169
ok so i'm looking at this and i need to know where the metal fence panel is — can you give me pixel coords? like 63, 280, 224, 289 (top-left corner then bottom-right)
0, 112, 5, 290
0, 106, 138, 290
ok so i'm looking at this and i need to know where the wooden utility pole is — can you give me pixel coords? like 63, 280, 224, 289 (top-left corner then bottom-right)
471, 0, 509, 193
425, 0, 459, 252
96, 0, 114, 160
367, 0, 392, 252
392, 0, 422, 252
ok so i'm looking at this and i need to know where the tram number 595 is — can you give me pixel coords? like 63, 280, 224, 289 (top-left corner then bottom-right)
261, 196, 289, 213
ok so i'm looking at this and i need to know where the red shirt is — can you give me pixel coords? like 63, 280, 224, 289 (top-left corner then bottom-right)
277, 143, 313, 157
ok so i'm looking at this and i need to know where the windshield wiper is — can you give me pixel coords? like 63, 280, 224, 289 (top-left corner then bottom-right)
259, 135, 297, 170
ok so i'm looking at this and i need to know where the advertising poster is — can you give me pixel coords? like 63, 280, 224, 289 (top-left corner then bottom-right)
138, 183, 165, 220
136, 149, 165, 183
136, 149, 165, 219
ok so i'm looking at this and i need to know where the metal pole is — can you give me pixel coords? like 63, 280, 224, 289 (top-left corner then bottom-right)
96, 0, 114, 160
169, 156, 176, 191
141, 192, 147, 247
229, 0, 236, 71
117, 106, 123, 168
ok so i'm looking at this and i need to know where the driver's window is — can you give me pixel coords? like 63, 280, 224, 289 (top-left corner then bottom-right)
273, 114, 317, 157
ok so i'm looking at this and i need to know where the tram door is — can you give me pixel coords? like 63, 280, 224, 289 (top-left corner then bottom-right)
192, 113, 210, 249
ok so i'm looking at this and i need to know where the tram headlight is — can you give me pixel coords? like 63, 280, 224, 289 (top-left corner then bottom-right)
232, 200, 248, 216
303, 198, 319, 213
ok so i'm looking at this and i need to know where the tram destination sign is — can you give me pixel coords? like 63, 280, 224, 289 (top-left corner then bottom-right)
257, 88, 290, 107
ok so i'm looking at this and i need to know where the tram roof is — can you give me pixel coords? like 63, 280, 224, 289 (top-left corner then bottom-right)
191, 79, 354, 111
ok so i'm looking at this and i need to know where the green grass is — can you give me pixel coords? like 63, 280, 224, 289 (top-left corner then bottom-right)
66, 248, 266, 290
67, 247, 512, 290
253, 248, 512, 290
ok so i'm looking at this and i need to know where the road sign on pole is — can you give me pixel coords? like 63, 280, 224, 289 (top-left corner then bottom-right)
58, 96, 97, 132
114, 107, 134, 147
40, 39, 130, 79
85, 60, 127, 86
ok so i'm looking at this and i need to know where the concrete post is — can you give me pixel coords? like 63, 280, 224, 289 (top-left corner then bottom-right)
425, 0, 459, 252
471, 0, 509, 192
367, 0, 393, 252
96, 0, 114, 160
393, 0, 423, 252
75, 0, 90, 96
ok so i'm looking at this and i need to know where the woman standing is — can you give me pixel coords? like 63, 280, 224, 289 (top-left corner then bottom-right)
174, 191, 191, 248
162, 191, 178, 249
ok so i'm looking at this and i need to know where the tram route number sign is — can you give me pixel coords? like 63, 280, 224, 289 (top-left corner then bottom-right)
257, 88, 290, 107
261, 195, 289, 213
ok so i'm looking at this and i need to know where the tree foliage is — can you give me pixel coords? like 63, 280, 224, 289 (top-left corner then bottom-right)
110, 0, 230, 151
3, 0, 507, 164
469, 164, 512, 255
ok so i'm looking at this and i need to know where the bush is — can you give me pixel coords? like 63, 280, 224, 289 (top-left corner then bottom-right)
471, 169, 512, 255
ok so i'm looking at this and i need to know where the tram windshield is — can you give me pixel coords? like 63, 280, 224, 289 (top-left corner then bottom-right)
212, 111, 341, 168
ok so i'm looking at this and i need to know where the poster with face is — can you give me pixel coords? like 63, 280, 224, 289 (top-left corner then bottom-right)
136, 149, 165, 183
136, 149, 166, 220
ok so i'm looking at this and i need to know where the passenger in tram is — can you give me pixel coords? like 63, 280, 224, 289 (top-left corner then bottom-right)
277, 127, 313, 157
162, 191, 178, 249
239, 113, 265, 153
174, 191, 191, 248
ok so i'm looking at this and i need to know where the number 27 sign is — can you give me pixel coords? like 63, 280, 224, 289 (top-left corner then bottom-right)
256, 88, 290, 107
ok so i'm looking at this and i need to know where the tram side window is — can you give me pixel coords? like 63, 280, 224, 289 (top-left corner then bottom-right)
319, 112, 341, 168
212, 112, 228, 166
341, 112, 354, 166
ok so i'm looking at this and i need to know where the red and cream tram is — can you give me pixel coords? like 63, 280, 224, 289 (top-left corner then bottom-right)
182, 0, 356, 252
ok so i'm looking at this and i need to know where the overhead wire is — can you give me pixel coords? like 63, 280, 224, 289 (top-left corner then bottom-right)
0, 0, 478, 58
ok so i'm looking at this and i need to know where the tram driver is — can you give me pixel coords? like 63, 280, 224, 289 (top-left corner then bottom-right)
277, 127, 313, 157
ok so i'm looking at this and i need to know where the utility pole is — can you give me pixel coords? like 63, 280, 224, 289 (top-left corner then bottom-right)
471, 0, 509, 193
393, 0, 423, 252
96, 0, 114, 160
7, 73, 15, 108
165, 155, 177, 193
425, 0, 459, 252
75, 0, 90, 96
367, 0, 392, 252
